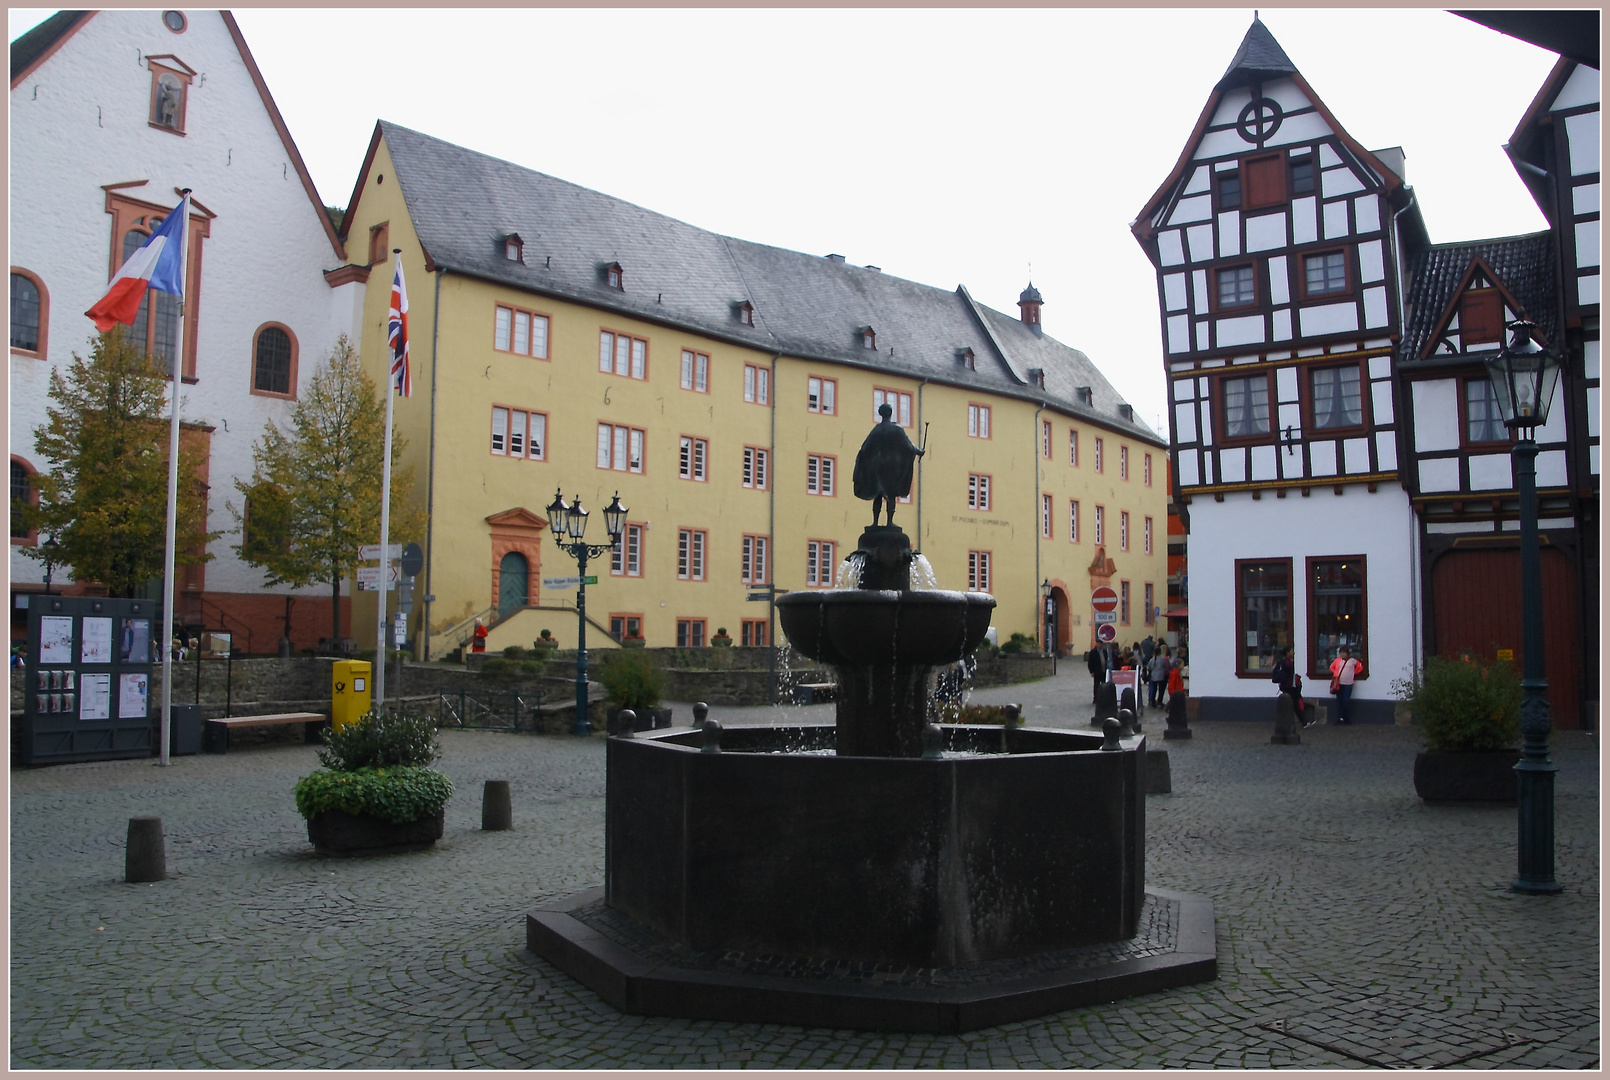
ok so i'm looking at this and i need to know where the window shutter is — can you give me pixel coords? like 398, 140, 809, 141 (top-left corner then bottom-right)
1244, 154, 1286, 208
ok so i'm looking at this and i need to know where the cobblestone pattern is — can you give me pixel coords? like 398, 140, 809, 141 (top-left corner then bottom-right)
10, 666, 1599, 1069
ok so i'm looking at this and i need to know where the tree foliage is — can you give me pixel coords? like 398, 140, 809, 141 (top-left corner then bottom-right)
232, 336, 424, 637
21, 328, 217, 597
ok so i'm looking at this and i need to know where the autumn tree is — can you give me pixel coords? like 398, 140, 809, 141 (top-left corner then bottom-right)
233, 335, 424, 640
22, 327, 217, 597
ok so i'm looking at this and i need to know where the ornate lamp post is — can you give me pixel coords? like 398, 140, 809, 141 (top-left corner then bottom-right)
41, 535, 61, 595
1483, 319, 1564, 894
1041, 579, 1055, 657
545, 489, 627, 736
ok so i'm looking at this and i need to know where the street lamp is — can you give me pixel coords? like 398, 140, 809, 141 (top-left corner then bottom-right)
1483, 319, 1564, 895
1041, 579, 1055, 658
41, 535, 61, 595
545, 488, 627, 736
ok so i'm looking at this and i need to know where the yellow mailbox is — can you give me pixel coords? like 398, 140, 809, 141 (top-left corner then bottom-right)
331, 659, 372, 732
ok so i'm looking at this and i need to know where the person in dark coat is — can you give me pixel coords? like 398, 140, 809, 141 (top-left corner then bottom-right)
1086, 642, 1108, 703
853, 403, 924, 525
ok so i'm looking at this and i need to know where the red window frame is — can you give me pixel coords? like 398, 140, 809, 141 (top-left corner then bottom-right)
740, 618, 768, 647
807, 374, 837, 414
676, 527, 707, 581
681, 349, 710, 393
676, 618, 707, 647
967, 473, 992, 511
1306, 555, 1368, 681
806, 453, 836, 496
806, 538, 837, 587
9, 267, 48, 360
1235, 557, 1293, 677
741, 534, 770, 585
967, 550, 992, 593
494, 304, 552, 359
742, 446, 769, 490
609, 613, 644, 643
249, 322, 299, 400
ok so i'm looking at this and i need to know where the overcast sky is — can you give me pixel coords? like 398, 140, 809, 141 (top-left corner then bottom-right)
11, 8, 1562, 432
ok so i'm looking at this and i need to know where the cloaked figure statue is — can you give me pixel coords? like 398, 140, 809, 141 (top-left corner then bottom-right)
853, 403, 925, 525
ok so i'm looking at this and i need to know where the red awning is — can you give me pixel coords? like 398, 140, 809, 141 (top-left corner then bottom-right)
1163, 607, 1188, 620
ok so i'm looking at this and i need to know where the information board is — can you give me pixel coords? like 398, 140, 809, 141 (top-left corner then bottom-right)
21, 595, 158, 765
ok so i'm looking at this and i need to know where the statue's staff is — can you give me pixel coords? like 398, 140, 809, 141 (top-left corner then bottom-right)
919, 422, 930, 454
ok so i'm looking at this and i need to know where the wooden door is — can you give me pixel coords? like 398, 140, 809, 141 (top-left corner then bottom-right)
1429, 547, 1581, 728
498, 551, 529, 620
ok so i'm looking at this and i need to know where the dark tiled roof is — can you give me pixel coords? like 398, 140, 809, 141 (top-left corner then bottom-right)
1400, 232, 1557, 362
10, 10, 91, 82
1218, 17, 1298, 88
379, 121, 1162, 444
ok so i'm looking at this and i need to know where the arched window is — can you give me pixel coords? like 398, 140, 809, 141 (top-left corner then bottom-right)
11, 458, 37, 541
9, 269, 47, 357
252, 324, 297, 397
119, 225, 180, 373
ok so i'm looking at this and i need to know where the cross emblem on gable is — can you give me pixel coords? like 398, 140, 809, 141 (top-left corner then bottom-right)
1237, 98, 1284, 144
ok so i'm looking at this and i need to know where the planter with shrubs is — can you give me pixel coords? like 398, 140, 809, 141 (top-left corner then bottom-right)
1396, 653, 1522, 804
601, 652, 671, 733
295, 709, 454, 854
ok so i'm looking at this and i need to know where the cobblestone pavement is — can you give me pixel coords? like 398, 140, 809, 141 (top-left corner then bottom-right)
11, 667, 1599, 1068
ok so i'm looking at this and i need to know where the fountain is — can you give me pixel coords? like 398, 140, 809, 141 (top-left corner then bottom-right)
526, 410, 1216, 1033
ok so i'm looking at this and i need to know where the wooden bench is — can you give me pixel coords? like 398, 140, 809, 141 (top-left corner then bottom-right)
203, 712, 327, 754
793, 683, 837, 706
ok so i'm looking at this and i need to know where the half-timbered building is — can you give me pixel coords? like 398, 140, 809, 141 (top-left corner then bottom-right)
1134, 16, 1599, 728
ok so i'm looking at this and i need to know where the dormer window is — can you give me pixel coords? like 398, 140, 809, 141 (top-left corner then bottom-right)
603, 262, 623, 290
860, 326, 876, 350
147, 56, 195, 134
735, 301, 755, 327
1028, 368, 1046, 389
1119, 403, 1134, 421
958, 348, 975, 370
502, 234, 524, 263
1077, 386, 1093, 406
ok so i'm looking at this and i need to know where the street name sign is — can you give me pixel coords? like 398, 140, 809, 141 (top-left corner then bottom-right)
358, 544, 402, 561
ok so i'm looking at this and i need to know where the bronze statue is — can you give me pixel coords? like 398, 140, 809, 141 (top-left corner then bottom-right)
853, 404, 925, 525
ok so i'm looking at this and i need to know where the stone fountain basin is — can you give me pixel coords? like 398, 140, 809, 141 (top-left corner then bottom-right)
775, 589, 996, 666
604, 724, 1146, 969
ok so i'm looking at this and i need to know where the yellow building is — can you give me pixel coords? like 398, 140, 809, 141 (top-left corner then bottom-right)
335, 122, 1167, 659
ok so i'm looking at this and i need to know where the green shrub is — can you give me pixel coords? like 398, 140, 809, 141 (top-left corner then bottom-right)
1394, 654, 1522, 752
294, 766, 453, 823
317, 708, 441, 771
999, 632, 1036, 655
503, 644, 526, 659
480, 657, 513, 678
520, 660, 542, 676
600, 652, 665, 710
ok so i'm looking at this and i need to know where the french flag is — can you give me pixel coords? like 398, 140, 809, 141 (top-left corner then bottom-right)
86, 194, 189, 332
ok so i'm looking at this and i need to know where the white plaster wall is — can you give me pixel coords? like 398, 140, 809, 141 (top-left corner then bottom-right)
10, 11, 358, 594
1411, 381, 1459, 452
1182, 487, 1417, 701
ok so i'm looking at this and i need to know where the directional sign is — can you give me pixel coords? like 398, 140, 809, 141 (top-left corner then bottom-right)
1096, 622, 1118, 643
1091, 586, 1119, 613
358, 543, 402, 561
1092, 611, 1118, 624
746, 592, 773, 602
356, 565, 399, 591
392, 614, 407, 644
543, 576, 581, 590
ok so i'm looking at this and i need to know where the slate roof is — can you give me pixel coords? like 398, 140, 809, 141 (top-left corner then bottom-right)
1218, 17, 1298, 88
10, 10, 91, 84
374, 121, 1161, 445
1400, 231, 1557, 362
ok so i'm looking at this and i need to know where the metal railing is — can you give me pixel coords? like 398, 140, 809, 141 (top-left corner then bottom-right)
436, 689, 545, 733
432, 605, 498, 656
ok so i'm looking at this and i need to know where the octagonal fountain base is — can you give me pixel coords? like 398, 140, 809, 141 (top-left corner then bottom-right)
524, 723, 1217, 1032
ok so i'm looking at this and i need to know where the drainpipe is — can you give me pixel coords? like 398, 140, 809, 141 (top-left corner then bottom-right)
1033, 402, 1045, 650
767, 351, 780, 704
423, 267, 443, 662
1391, 190, 1420, 680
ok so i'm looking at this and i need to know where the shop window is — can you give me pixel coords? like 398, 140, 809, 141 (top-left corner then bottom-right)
1236, 558, 1292, 676
1307, 556, 1366, 680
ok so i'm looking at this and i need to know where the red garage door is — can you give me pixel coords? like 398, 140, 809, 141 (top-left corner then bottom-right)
1430, 547, 1581, 729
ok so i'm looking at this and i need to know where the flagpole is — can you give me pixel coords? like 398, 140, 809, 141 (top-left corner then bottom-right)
158, 189, 191, 767
375, 249, 403, 708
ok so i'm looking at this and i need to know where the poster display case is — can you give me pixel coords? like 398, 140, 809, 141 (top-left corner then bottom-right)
20, 596, 158, 765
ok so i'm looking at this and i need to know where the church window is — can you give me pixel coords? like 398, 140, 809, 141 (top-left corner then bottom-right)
162, 11, 187, 32
252, 324, 296, 397
10, 270, 46, 356
103, 192, 206, 379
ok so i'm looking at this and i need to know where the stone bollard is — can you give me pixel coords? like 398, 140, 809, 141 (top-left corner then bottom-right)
1100, 717, 1123, 750
692, 702, 709, 729
701, 718, 723, 753
1002, 703, 1020, 752
1164, 690, 1192, 740
922, 723, 944, 759
1271, 693, 1301, 745
1120, 686, 1137, 717
1146, 749, 1173, 794
125, 816, 166, 883
1092, 682, 1118, 727
614, 709, 636, 738
482, 780, 512, 831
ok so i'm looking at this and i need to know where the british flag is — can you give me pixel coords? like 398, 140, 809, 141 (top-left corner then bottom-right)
388, 253, 411, 397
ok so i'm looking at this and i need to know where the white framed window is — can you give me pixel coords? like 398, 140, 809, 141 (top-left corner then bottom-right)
491, 406, 546, 459
968, 403, 991, 438
680, 349, 709, 392
807, 375, 837, 414
744, 363, 770, 404
597, 423, 645, 472
1095, 505, 1105, 546
741, 534, 769, 584
1041, 419, 1052, 458
677, 529, 706, 581
1144, 516, 1153, 555
494, 305, 550, 358
1069, 500, 1080, 543
678, 436, 708, 481
1119, 445, 1129, 480
1120, 580, 1131, 625
968, 473, 991, 510
1094, 437, 1104, 473
1120, 511, 1130, 551
968, 550, 991, 592
806, 539, 837, 587
1145, 583, 1156, 626
1042, 494, 1052, 538
807, 454, 836, 496
599, 329, 648, 380
874, 388, 913, 427
1069, 428, 1079, 467
742, 446, 769, 489
611, 523, 644, 577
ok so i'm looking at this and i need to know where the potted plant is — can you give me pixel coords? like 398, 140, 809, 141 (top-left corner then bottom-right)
531, 629, 557, 658
294, 708, 454, 854
1395, 653, 1522, 804
621, 632, 646, 649
601, 652, 670, 733
711, 627, 733, 647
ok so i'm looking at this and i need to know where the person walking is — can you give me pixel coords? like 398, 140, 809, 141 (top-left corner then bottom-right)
1329, 647, 1363, 724
1148, 646, 1171, 709
1086, 641, 1108, 703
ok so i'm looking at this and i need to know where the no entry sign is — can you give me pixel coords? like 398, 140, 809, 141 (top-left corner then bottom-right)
1091, 586, 1119, 613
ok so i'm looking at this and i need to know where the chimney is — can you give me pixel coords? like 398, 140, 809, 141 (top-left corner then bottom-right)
1018, 282, 1044, 336
825, 253, 846, 263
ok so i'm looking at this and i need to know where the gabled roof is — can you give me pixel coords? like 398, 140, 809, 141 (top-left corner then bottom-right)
9, 10, 342, 261
1132, 18, 1404, 245
1504, 55, 1585, 225
354, 120, 1163, 445
1452, 10, 1599, 70
1399, 232, 1556, 363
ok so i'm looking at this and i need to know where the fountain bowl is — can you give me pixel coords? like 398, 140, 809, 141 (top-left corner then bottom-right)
776, 588, 995, 666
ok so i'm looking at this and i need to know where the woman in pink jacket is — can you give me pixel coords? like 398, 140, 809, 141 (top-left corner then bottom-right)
1329, 647, 1363, 724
